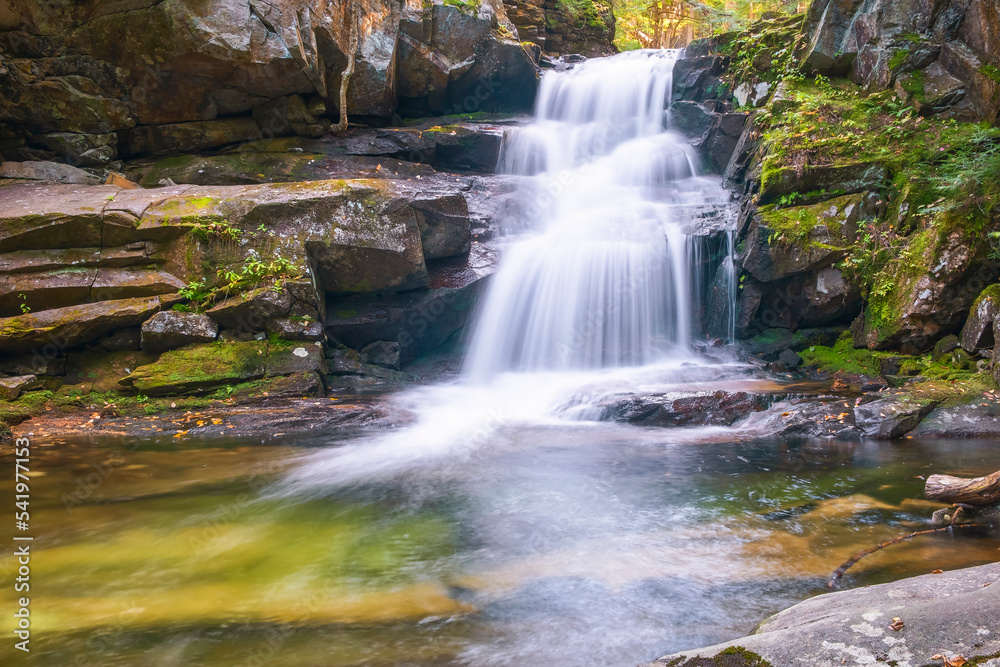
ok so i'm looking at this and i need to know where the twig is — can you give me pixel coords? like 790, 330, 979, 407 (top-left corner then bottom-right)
826, 523, 988, 591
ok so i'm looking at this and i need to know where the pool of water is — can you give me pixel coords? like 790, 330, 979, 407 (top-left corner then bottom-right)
2, 394, 999, 666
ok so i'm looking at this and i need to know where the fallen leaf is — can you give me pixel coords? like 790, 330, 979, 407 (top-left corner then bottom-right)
889, 617, 904, 631
931, 569, 944, 574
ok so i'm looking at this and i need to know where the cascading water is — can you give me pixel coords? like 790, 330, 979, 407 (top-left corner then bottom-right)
464, 50, 736, 380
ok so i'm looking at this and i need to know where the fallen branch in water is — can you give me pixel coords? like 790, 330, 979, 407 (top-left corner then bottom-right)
925, 468, 1000, 506
826, 524, 987, 591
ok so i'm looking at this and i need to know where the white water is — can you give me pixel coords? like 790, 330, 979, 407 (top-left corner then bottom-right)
283, 50, 741, 492
464, 49, 734, 379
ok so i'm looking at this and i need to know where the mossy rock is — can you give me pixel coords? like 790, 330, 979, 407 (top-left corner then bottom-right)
121, 340, 269, 396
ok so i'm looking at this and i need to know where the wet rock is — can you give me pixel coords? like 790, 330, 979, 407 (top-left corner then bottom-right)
208, 287, 293, 333
761, 398, 860, 440
0, 295, 176, 356
265, 317, 324, 341
910, 401, 1000, 439
853, 393, 938, 439
960, 285, 1000, 353
0, 160, 100, 185
360, 340, 401, 370
141, 311, 219, 352
671, 56, 730, 103
670, 101, 716, 146
649, 562, 1000, 667
413, 193, 472, 260
777, 349, 802, 369
325, 347, 410, 389
600, 390, 777, 427
327, 242, 496, 365
0, 375, 37, 401
265, 340, 327, 377
703, 112, 749, 174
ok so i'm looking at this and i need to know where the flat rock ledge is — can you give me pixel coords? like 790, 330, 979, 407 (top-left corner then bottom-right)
647, 563, 1000, 667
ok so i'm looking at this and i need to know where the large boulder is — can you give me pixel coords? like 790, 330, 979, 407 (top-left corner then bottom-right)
959, 284, 1000, 353
650, 562, 1000, 667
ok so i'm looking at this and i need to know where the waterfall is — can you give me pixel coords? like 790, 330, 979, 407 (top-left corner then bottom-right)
464, 50, 736, 380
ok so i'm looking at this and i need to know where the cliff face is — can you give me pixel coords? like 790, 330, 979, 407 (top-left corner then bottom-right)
504, 0, 616, 57
803, 0, 1000, 123
0, 0, 539, 164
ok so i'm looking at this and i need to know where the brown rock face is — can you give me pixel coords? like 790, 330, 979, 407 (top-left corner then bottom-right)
504, 0, 615, 57
804, 0, 1000, 123
0, 0, 539, 163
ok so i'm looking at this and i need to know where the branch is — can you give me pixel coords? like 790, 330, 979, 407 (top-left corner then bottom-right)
925, 469, 1000, 506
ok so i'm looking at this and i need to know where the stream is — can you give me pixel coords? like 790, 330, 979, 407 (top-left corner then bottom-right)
2, 49, 999, 667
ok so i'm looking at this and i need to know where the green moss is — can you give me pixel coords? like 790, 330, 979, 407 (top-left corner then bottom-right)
896, 69, 925, 101
800, 331, 896, 376
664, 646, 774, 667
980, 64, 1000, 84
887, 47, 910, 71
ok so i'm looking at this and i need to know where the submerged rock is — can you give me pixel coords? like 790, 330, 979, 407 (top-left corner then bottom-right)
598, 390, 778, 427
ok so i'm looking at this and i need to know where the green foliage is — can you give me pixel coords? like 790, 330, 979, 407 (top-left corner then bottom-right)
216, 256, 300, 295
17, 293, 29, 315
720, 14, 805, 90
189, 219, 242, 243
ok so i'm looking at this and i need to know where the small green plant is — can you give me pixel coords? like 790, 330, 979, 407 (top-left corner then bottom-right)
17, 293, 29, 315
135, 394, 149, 404
190, 219, 242, 243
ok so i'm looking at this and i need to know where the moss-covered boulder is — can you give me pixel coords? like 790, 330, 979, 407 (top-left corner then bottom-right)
121, 340, 269, 396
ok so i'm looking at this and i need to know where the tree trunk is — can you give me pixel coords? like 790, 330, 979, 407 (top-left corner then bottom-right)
925, 469, 1000, 506
337, 5, 359, 133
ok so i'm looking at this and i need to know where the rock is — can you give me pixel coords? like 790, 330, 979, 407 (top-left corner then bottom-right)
265, 317, 325, 341
0, 160, 100, 185
0, 183, 116, 252
0, 375, 37, 401
757, 398, 861, 440
141, 311, 219, 352
325, 347, 410, 390
0, 354, 66, 377
599, 390, 777, 427
777, 349, 802, 369
64, 350, 158, 392
853, 394, 938, 439
413, 193, 472, 259
702, 112, 749, 174
853, 227, 988, 352
649, 562, 1000, 667
99, 327, 142, 352
33, 132, 117, 166
0, 295, 176, 355
122, 118, 262, 156
960, 285, 1000, 352
327, 242, 496, 365
759, 162, 887, 205
743, 194, 872, 283
932, 333, 961, 360
895, 60, 966, 115
911, 401, 1000, 439
799, 0, 866, 75
207, 287, 293, 333
264, 340, 327, 377
506, 0, 614, 57
670, 101, 716, 146
360, 340, 401, 370
252, 94, 325, 139
121, 340, 268, 396
671, 56, 729, 104
104, 172, 140, 189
